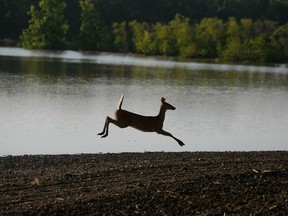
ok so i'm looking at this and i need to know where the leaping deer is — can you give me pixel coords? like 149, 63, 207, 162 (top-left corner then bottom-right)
98, 95, 185, 147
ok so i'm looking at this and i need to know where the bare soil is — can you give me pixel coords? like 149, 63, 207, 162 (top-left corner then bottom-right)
1, 151, 288, 215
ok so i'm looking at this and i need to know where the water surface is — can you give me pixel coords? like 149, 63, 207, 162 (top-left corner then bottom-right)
1, 47, 288, 155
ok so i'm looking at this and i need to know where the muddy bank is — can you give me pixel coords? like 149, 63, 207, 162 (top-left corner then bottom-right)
1, 151, 287, 215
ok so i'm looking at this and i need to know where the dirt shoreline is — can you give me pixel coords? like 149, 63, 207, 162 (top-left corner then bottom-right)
1, 151, 287, 215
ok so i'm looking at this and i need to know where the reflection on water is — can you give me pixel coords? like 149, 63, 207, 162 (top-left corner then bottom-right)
0, 47, 288, 155
2, 54, 288, 88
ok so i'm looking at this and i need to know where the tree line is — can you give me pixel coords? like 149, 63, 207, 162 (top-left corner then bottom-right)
114, 15, 288, 63
1, 0, 288, 62
1, 0, 288, 41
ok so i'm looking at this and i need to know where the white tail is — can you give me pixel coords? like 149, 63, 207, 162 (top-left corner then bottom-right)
98, 96, 185, 147
117, 95, 124, 110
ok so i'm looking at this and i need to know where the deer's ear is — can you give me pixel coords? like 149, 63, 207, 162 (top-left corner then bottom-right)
161, 97, 166, 103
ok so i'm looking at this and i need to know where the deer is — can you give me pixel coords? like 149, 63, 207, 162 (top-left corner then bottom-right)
98, 95, 185, 147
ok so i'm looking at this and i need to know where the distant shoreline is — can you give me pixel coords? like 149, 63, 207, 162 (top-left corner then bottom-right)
1, 42, 288, 66
1, 46, 287, 75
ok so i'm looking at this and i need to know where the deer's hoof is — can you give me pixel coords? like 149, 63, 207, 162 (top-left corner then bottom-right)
179, 141, 185, 147
101, 134, 108, 138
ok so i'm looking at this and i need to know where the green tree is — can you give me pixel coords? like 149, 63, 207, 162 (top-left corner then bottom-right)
153, 22, 176, 56
221, 17, 277, 62
112, 21, 132, 52
78, 0, 103, 50
239, 18, 278, 62
253, 19, 278, 38
221, 17, 242, 61
226, 17, 241, 39
240, 18, 253, 39
20, 0, 68, 49
240, 18, 260, 61
244, 37, 268, 62
129, 20, 157, 54
195, 17, 225, 57
142, 29, 158, 54
271, 24, 288, 61
169, 14, 196, 58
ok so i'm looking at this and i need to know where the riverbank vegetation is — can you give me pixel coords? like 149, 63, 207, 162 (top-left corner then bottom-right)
1, 0, 288, 63
115, 16, 288, 63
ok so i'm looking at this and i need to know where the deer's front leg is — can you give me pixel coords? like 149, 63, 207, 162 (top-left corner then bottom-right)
157, 129, 185, 147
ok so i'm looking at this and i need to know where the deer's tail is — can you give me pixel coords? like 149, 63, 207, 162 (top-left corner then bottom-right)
117, 95, 124, 110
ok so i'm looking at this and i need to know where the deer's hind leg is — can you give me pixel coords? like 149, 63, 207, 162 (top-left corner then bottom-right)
98, 116, 128, 138
98, 116, 110, 137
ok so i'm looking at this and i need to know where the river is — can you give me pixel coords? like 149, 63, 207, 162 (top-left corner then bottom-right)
0, 47, 288, 155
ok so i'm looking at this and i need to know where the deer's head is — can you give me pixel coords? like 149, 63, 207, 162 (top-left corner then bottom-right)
161, 97, 176, 110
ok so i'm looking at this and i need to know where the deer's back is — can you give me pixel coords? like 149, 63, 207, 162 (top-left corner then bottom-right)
115, 109, 160, 132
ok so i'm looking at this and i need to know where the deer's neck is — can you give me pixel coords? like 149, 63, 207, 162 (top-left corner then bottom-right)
157, 105, 166, 123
